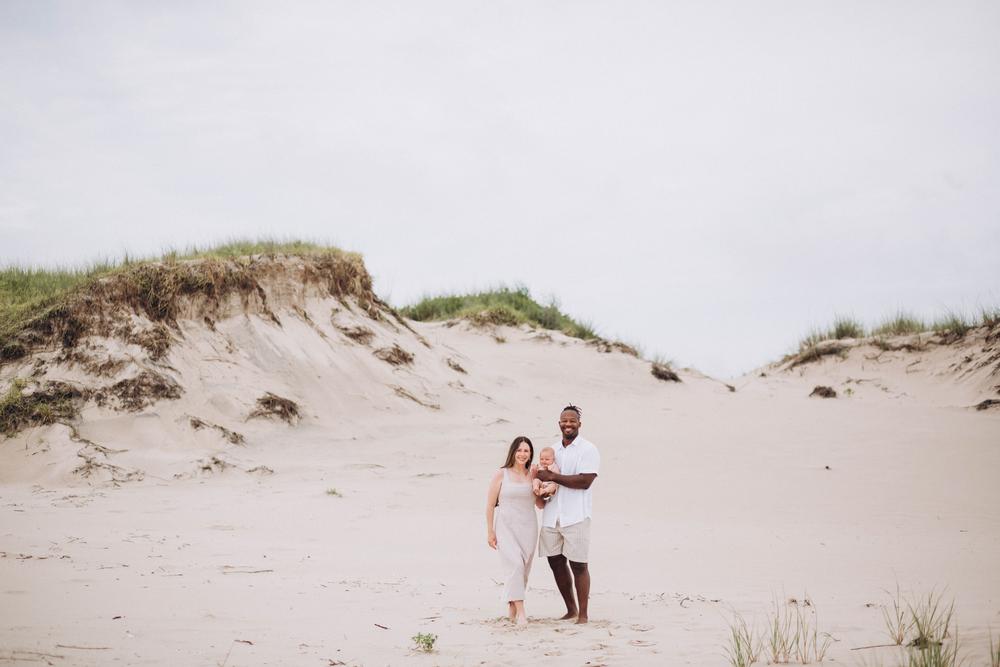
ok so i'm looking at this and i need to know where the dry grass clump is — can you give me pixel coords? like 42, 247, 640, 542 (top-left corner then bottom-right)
651, 360, 681, 382
189, 417, 245, 445
127, 324, 173, 360
0, 378, 84, 437
337, 324, 375, 345
590, 339, 641, 357
446, 357, 467, 374
249, 392, 300, 424
468, 305, 522, 328
374, 344, 414, 366
392, 385, 441, 410
810, 385, 837, 398
93, 371, 183, 411
790, 341, 848, 368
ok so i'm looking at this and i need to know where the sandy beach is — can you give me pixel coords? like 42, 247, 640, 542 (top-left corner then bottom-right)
1, 262, 999, 666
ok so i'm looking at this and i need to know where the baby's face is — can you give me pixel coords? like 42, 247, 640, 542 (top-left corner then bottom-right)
539, 452, 554, 467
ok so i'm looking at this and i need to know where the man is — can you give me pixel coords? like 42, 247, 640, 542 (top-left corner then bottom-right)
534, 404, 600, 624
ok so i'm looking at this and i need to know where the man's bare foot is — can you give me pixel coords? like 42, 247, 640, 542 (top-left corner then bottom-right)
575, 615, 589, 625
558, 610, 578, 620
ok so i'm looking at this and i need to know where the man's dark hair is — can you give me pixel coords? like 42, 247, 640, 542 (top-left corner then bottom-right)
562, 404, 582, 416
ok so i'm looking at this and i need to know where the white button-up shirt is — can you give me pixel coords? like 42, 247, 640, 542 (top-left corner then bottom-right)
541, 436, 600, 529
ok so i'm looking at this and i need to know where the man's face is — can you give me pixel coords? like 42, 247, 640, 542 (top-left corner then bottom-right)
559, 410, 581, 441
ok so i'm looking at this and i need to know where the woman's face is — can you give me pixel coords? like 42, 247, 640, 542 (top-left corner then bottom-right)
514, 442, 531, 467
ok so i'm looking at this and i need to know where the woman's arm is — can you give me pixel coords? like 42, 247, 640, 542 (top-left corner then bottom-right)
485, 469, 502, 549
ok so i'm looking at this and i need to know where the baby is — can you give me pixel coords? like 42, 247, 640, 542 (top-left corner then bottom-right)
532, 446, 560, 498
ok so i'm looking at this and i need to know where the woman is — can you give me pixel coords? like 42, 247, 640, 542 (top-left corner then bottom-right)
486, 435, 545, 625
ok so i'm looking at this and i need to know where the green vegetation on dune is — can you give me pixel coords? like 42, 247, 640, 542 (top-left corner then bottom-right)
400, 286, 598, 340
1, 239, 360, 361
797, 307, 999, 352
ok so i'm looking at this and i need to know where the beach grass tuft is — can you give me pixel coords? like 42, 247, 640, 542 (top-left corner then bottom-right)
765, 598, 795, 664
794, 306, 999, 358
882, 583, 910, 646
724, 611, 760, 667
872, 312, 928, 337
906, 590, 954, 650
400, 286, 597, 340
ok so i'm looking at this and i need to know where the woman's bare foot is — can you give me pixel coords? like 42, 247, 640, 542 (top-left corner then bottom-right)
515, 615, 528, 627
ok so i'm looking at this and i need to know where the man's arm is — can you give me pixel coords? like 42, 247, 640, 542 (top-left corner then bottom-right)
534, 469, 597, 489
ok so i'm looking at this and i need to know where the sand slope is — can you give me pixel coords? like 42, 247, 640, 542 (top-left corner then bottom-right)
1, 266, 999, 666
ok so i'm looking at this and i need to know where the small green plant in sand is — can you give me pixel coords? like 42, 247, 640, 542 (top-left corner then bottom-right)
724, 611, 760, 667
765, 598, 795, 663
907, 590, 954, 650
325, 488, 342, 497
882, 583, 910, 646
411, 632, 437, 653
759, 596, 833, 664
989, 626, 1000, 667
906, 631, 962, 667
792, 603, 833, 663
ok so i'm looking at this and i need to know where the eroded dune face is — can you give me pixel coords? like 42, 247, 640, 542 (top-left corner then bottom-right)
747, 325, 1000, 408
0, 255, 662, 486
1, 259, 998, 666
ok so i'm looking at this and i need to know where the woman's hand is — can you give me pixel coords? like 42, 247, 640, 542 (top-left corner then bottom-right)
488, 531, 497, 549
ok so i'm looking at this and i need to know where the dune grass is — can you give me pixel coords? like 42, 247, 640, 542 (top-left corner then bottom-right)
0, 239, 359, 361
797, 307, 998, 351
873, 312, 928, 337
724, 588, 985, 667
724, 611, 760, 667
882, 583, 910, 646
400, 286, 598, 340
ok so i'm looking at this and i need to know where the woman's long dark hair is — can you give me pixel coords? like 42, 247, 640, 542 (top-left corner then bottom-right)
501, 435, 534, 470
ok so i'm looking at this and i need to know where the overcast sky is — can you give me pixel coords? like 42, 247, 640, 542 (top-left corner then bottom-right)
2, 1, 998, 378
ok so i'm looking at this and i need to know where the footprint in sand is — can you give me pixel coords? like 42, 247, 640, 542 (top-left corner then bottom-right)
630, 623, 654, 632
628, 639, 656, 647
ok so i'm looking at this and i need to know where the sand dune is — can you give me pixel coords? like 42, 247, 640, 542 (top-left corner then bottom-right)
1, 257, 998, 665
